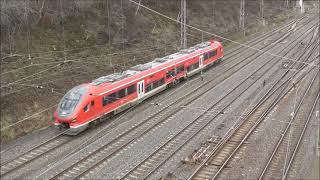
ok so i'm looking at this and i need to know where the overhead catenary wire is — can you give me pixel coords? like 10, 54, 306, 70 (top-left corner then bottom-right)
7, 83, 67, 95
1, 39, 142, 61
1, 55, 151, 92
0, 29, 195, 65
0, 46, 179, 93
3, 46, 189, 96
0, 37, 191, 76
1, 63, 62, 89
0, 104, 58, 131
1, 7, 206, 66
0, 51, 164, 95
1, 29, 204, 87
0, 28, 202, 88
0, 39, 151, 66
0, 44, 175, 75
0, 43, 181, 88
0, 67, 86, 97
1, 40, 190, 97
128, 0, 320, 68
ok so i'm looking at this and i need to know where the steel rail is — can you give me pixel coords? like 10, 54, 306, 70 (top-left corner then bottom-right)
207, 43, 320, 180
204, 60, 318, 180
47, 17, 315, 180
118, 40, 284, 180
118, 21, 320, 180
282, 91, 320, 180
0, 130, 71, 176
258, 70, 319, 180
187, 27, 319, 179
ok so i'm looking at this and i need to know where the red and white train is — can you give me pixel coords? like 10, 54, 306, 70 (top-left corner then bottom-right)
54, 40, 224, 134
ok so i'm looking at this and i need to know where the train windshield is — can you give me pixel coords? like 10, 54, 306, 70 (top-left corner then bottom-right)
58, 85, 87, 117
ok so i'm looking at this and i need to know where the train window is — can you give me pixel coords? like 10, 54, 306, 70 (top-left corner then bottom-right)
91, 101, 94, 106
83, 104, 90, 112
58, 85, 88, 117
127, 84, 136, 95
154, 80, 160, 89
102, 96, 108, 106
166, 69, 175, 78
146, 84, 152, 93
187, 66, 191, 72
145, 78, 165, 93
210, 50, 217, 58
109, 92, 118, 102
159, 78, 165, 86
118, 89, 126, 98
187, 62, 200, 72
102, 92, 118, 106
177, 65, 184, 74
194, 62, 199, 69
204, 53, 209, 60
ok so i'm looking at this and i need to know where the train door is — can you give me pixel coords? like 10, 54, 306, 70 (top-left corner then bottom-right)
199, 55, 204, 68
137, 80, 145, 98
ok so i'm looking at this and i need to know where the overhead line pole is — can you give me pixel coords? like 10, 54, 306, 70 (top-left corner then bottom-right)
260, 0, 265, 26
180, 0, 187, 49
239, 0, 245, 30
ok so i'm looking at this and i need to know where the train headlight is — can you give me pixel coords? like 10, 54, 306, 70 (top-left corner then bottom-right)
71, 119, 77, 123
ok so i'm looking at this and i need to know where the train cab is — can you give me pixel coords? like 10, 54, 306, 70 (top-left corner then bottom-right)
54, 84, 90, 135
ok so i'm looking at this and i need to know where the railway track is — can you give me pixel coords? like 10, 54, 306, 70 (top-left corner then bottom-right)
186, 27, 319, 180
117, 21, 319, 180
0, 134, 70, 176
282, 92, 319, 180
117, 51, 278, 180
188, 58, 319, 180
41, 14, 319, 180
258, 70, 319, 180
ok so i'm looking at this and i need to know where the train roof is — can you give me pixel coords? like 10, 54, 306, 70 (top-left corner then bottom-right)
88, 40, 222, 95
